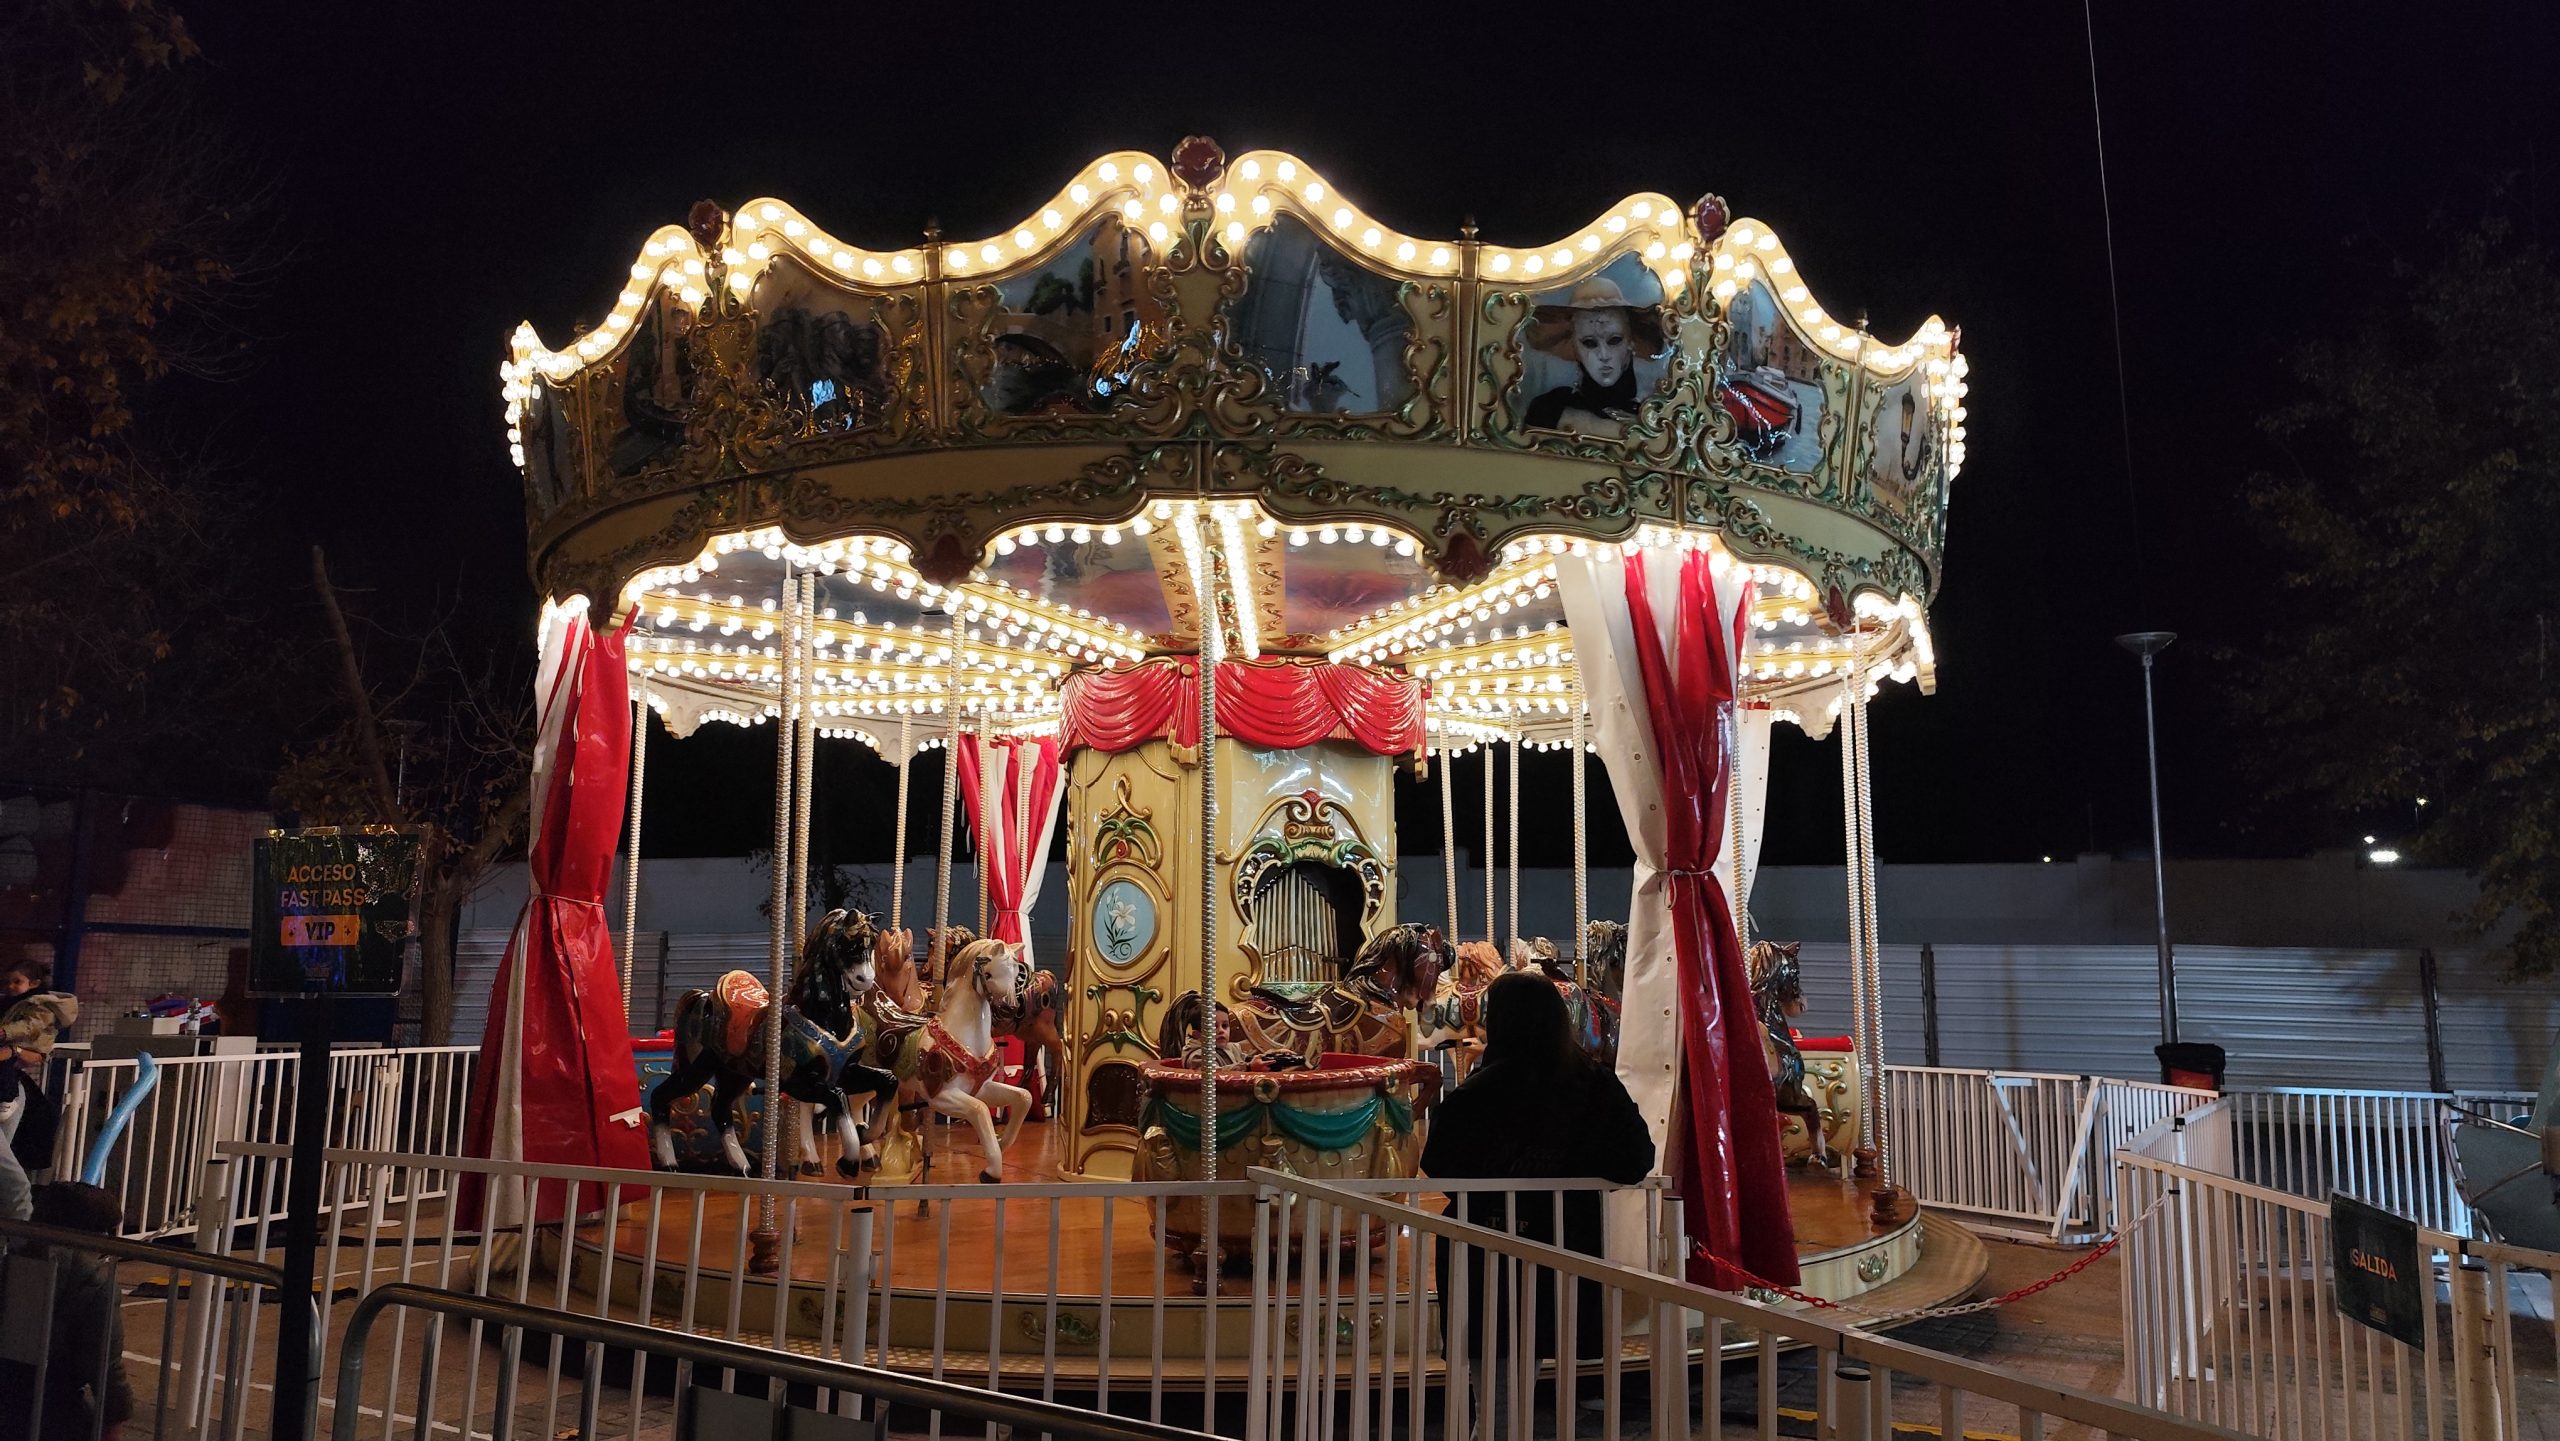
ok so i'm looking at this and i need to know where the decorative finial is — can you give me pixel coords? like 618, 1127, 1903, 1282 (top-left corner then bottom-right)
687, 200, 728, 248
1691, 193, 1730, 244
1171, 135, 1226, 190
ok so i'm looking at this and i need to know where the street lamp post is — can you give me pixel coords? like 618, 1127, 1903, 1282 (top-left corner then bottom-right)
2117, 631, 2177, 1045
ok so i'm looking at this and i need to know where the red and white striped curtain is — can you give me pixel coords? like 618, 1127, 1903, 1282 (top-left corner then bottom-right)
463, 601, 650, 1220
956, 733, 1066, 965
1558, 537, 1799, 1290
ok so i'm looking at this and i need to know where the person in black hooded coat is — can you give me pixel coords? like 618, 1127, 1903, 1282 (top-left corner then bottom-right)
1420, 971, 1654, 1370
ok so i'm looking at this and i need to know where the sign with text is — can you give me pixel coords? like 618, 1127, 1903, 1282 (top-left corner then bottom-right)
2329, 1192, 2424, 1348
250, 829, 420, 998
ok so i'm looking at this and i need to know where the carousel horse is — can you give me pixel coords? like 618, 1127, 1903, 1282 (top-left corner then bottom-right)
866, 936, 1037, 1183
1748, 939, 1829, 1165
1584, 920, 1629, 1004
1416, 939, 1511, 1076
1513, 935, 1623, 1065
790, 924, 911, 1173
649, 909, 899, 1177
897, 925, 1063, 1119
1157, 921, 1454, 1069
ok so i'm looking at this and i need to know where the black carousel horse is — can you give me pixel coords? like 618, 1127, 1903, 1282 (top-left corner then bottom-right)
648, 909, 902, 1177
1747, 939, 1830, 1164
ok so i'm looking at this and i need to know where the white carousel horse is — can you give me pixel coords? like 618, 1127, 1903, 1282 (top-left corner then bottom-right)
868, 936, 1036, 1183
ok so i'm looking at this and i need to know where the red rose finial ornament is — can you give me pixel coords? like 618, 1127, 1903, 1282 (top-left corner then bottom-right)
1691, 193, 1730, 245
687, 199, 729, 248
1170, 135, 1226, 190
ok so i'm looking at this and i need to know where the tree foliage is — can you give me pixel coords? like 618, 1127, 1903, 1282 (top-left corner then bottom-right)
273, 550, 532, 1042
0, 1, 271, 780
2241, 213, 2560, 973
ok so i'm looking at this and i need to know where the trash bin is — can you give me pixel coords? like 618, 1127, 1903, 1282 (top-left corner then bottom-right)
2157, 1041, 2226, 1091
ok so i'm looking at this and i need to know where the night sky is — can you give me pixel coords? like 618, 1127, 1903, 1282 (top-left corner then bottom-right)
156, 1, 2560, 871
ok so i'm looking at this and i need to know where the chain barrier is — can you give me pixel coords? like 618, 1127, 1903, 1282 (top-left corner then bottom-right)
1698, 1186, 2178, 1326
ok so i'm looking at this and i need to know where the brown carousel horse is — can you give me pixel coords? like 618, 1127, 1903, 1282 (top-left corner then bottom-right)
1158, 922, 1453, 1070
1747, 939, 1830, 1165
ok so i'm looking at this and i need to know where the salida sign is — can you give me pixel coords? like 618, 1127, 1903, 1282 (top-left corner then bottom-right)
250, 828, 420, 997
2329, 1192, 2424, 1348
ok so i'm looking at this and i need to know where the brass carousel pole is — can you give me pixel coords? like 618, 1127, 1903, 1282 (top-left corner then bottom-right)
621, 678, 649, 1022
935, 611, 961, 947
1851, 644, 1900, 1220
791, 574, 816, 954
754, 566, 799, 1269
890, 716, 913, 931
1197, 543, 1225, 1200
977, 713, 995, 940
1571, 703, 1589, 988
1438, 730, 1460, 945
1839, 660, 1873, 1183
1481, 735, 1497, 948
1507, 731, 1523, 958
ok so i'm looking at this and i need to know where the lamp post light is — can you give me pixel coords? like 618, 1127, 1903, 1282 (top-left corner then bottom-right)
2117, 631, 2177, 1045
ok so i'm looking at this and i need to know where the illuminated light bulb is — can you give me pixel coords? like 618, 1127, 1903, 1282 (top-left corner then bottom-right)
1214, 192, 1235, 213
1430, 245, 1451, 266
832, 251, 855, 271
1239, 158, 1262, 180
1133, 163, 1153, 183
1013, 229, 1035, 249
1605, 216, 1626, 234
746, 242, 770, 261
1490, 253, 1512, 273
948, 248, 970, 270
1523, 255, 1544, 274
1147, 221, 1168, 245
1756, 233, 1777, 251
995, 536, 1016, 556
1256, 518, 1278, 539
1225, 221, 1246, 246
1361, 226, 1382, 247
1101, 526, 1121, 544
1251, 195, 1272, 216
1370, 528, 1389, 546
1277, 160, 1297, 181
1581, 234, 1601, 251
1157, 192, 1179, 215
893, 255, 915, 275
1646, 241, 1667, 260
1332, 207, 1353, 231
1070, 525, 1091, 543
1551, 248, 1572, 266
1304, 180, 1324, 202
980, 243, 1001, 263
1070, 184, 1091, 205
1121, 198, 1143, 221
1099, 161, 1120, 182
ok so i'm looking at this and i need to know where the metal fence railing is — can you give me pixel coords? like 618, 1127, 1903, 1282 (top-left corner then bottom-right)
1249, 1167, 2255, 1441
0, 1209, 293, 1441
2116, 1143, 2560, 1441
50, 1044, 474, 1239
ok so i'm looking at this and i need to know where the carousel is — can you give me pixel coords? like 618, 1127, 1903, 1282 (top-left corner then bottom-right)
467, 138, 1982, 1378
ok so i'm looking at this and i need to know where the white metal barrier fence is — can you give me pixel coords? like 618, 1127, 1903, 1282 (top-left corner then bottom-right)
215, 1142, 1671, 1437
1882, 1065, 2096, 1233
1247, 1167, 2255, 1441
52, 1045, 475, 1238
2117, 1140, 2560, 1440
1878, 1065, 2217, 1240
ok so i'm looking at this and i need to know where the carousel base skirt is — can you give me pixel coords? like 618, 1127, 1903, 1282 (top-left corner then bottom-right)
559, 1120, 1988, 1385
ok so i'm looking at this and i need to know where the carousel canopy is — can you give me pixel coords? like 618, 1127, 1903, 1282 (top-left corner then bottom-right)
498, 141, 1964, 748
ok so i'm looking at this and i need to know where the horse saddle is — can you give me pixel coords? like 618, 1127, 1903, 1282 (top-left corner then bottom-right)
1245, 983, 1363, 1034
862, 994, 935, 1063
714, 971, 769, 1057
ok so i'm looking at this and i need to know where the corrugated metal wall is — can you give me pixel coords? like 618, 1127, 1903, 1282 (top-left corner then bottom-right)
1772, 942, 2552, 1092
447, 927, 2556, 1094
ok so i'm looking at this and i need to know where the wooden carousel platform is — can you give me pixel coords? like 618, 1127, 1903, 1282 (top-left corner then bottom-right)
552, 1119, 1985, 1383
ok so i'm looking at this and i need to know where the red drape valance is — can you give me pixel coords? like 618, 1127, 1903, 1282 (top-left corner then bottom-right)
1059, 657, 1422, 755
